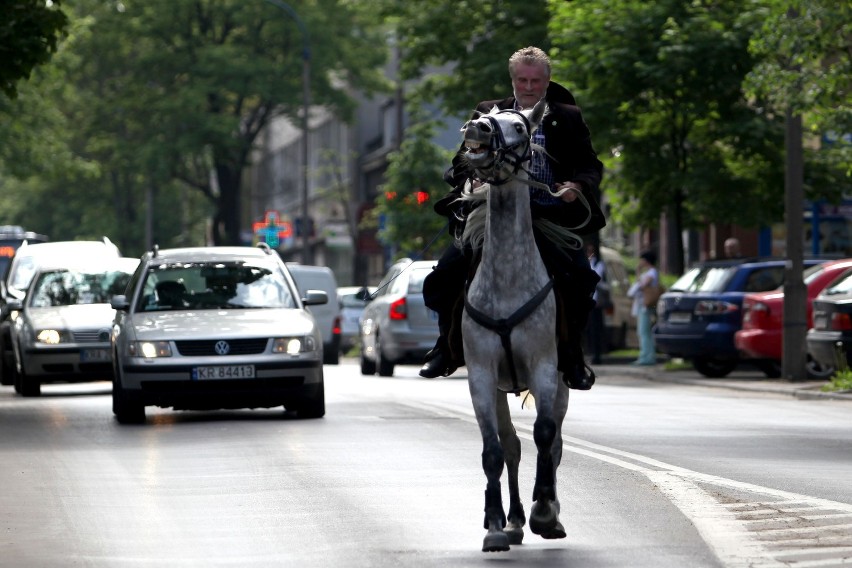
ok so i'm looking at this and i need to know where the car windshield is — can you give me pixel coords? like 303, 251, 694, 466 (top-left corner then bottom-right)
802, 263, 826, 285
29, 268, 133, 307
668, 266, 735, 293
137, 260, 297, 311
340, 287, 373, 308
822, 272, 852, 296
407, 267, 432, 294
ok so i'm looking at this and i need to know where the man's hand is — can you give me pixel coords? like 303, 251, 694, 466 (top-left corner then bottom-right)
555, 181, 582, 203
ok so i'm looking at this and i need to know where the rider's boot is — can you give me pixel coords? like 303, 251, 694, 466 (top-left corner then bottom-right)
419, 336, 458, 379
420, 297, 465, 379
555, 281, 597, 390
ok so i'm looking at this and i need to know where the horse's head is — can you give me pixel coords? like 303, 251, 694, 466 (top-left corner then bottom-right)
460, 99, 546, 182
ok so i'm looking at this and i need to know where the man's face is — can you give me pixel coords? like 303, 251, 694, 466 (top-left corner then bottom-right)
512, 62, 549, 109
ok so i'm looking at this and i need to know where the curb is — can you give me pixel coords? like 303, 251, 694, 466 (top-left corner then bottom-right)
596, 363, 852, 402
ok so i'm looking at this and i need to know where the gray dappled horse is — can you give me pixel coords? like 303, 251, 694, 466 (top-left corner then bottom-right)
458, 100, 571, 552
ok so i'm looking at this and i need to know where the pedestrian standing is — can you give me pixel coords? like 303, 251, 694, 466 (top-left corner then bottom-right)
627, 251, 659, 365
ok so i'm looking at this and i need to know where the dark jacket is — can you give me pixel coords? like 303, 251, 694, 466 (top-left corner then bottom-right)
438, 81, 605, 236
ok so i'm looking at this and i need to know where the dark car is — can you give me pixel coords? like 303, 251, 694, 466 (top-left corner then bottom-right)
654, 257, 826, 378
807, 270, 852, 372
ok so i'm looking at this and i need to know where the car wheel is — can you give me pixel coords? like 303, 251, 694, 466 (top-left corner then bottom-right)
296, 381, 325, 419
323, 346, 340, 365
360, 349, 376, 375
112, 373, 145, 424
12, 361, 21, 393
806, 355, 835, 380
693, 357, 737, 378
376, 333, 394, 377
0, 352, 12, 386
17, 365, 41, 397
755, 360, 782, 378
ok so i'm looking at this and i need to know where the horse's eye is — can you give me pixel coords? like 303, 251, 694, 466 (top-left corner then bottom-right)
514, 124, 524, 134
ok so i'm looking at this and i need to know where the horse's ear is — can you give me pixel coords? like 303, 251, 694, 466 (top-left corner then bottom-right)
528, 99, 547, 129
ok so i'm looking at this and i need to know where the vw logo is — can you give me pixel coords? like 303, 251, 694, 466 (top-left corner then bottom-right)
214, 340, 231, 355
98, 329, 111, 342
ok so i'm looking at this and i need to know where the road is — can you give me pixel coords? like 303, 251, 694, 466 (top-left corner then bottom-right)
1, 361, 850, 567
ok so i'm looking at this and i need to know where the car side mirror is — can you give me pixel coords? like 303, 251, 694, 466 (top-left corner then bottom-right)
110, 295, 130, 311
302, 289, 328, 306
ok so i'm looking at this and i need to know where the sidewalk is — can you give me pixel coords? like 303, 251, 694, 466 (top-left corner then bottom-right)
594, 358, 852, 402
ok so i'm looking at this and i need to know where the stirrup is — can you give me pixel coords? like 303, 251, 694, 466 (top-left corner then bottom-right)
563, 362, 595, 391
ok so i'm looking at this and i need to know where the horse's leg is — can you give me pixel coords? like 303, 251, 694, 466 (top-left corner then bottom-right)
496, 392, 525, 545
468, 368, 509, 552
529, 363, 567, 540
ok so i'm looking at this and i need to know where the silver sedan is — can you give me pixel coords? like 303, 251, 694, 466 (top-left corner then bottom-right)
110, 245, 327, 423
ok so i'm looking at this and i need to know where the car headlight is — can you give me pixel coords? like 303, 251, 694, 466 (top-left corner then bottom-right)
129, 341, 172, 358
272, 336, 317, 354
36, 329, 73, 344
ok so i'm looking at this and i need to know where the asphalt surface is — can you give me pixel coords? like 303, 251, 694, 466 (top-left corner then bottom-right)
595, 357, 852, 402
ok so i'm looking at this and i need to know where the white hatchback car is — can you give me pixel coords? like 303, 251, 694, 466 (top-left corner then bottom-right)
110, 245, 327, 423
0, 238, 121, 386
9, 257, 138, 396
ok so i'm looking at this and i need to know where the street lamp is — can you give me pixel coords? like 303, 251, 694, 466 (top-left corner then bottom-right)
262, 0, 312, 265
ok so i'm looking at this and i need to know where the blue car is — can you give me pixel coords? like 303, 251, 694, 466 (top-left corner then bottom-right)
654, 257, 825, 378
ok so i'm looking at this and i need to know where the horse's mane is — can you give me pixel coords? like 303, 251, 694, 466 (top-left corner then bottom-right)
454, 180, 588, 253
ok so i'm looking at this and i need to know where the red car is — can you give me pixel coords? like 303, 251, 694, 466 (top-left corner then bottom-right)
735, 258, 852, 378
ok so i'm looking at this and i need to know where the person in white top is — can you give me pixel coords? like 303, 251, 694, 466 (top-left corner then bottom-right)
627, 250, 659, 365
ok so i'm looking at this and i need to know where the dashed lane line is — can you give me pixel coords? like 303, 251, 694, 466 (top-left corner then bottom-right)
409, 400, 852, 567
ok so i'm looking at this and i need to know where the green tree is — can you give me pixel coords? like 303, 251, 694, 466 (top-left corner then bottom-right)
63, 0, 389, 246
0, 0, 69, 99
375, 0, 550, 116
549, 0, 789, 273
0, 13, 205, 254
364, 109, 453, 260
744, 1, 851, 187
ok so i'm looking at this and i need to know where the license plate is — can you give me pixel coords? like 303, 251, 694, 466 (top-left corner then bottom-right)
668, 312, 692, 324
81, 349, 110, 362
193, 365, 255, 380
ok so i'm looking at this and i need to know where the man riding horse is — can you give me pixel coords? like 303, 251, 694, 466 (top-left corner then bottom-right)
420, 46, 605, 390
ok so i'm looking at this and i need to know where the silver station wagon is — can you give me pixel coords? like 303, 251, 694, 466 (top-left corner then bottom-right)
110, 245, 327, 423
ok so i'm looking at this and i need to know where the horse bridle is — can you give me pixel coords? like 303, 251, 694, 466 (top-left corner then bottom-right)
467, 110, 548, 189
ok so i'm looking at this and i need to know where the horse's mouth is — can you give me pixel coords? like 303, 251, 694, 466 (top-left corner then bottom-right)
464, 140, 489, 157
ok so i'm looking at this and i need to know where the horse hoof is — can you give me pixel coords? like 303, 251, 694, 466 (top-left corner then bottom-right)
504, 522, 524, 545
482, 531, 510, 552
529, 502, 559, 536
540, 520, 566, 540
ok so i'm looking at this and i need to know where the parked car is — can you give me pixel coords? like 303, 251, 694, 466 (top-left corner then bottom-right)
286, 263, 342, 365
807, 269, 852, 373
654, 257, 826, 378
337, 285, 376, 354
599, 246, 635, 350
110, 245, 327, 423
9, 258, 139, 396
736, 259, 852, 379
0, 238, 121, 386
359, 258, 440, 377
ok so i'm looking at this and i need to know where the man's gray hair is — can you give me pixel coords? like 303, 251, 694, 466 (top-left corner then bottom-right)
508, 46, 552, 78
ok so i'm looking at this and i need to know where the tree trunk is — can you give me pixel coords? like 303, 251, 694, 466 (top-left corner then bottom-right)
214, 163, 242, 246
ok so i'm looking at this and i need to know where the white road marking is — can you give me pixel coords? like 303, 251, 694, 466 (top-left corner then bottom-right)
410, 400, 852, 567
